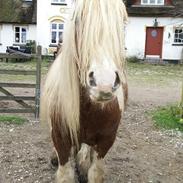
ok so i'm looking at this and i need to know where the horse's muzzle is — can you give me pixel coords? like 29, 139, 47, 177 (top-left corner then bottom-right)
89, 88, 115, 103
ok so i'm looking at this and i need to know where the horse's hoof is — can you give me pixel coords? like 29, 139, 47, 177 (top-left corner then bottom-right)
51, 156, 58, 167
50, 152, 58, 168
78, 175, 88, 183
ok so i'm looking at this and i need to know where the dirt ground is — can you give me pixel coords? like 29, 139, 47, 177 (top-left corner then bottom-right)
0, 78, 183, 183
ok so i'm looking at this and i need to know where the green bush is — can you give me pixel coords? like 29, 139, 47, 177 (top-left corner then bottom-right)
26, 40, 36, 54
127, 56, 140, 63
152, 105, 183, 132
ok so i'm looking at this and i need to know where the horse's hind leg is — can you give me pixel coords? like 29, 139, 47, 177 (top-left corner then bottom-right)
88, 150, 104, 183
76, 143, 92, 183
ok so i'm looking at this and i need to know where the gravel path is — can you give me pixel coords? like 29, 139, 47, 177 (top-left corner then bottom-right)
0, 83, 183, 183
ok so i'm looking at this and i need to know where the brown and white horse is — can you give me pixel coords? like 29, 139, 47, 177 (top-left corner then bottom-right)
41, 0, 128, 182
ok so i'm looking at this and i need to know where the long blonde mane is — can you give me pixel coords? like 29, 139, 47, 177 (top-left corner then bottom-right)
41, 0, 128, 147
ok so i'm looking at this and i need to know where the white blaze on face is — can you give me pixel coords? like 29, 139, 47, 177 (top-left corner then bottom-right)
87, 57, 120, 102
94, 67, 116, 89
88, 57, 117, 87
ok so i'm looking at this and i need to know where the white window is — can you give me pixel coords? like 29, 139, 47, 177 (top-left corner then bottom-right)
141, 0, 164, 5
51, 0, 67, 4
174, 27, 183, 44
51, 22, 64, 44
14, 26, 27, 44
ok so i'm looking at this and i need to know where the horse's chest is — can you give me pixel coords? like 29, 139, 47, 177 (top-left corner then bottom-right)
80, 98, 121, 146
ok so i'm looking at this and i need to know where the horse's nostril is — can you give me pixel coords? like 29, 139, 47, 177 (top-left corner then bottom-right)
100, 92, 112, 98
89, 71, 94, 78
88, 71, 97, 87
114, 72, 120, 88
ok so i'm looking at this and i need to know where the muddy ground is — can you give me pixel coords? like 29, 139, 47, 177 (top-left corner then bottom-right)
0, 81, 183, 183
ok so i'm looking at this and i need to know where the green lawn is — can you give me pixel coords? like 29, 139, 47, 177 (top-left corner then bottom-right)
0, 115, 27, 125
127, 62, 183, 86
0, 59, 50, 82
0, 59, 183, 85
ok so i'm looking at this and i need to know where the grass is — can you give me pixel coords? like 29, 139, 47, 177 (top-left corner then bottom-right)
0, 115, 27, 125
127, 62, 183, 86
151, 105, 183, 132
1, 58, 183, 85
0, 58, 50, 82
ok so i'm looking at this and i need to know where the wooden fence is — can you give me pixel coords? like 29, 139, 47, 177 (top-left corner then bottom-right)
181, 48, 183, 64
0, 46, 42, 119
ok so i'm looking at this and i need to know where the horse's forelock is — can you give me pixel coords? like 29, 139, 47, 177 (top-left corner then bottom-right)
69, 0, 128, 85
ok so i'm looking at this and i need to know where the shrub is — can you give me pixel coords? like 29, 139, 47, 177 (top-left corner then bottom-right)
127, 56, 140, 63
152, 105, 183, 132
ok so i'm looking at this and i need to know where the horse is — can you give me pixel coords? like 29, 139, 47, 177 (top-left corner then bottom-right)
41, 0, 128, 182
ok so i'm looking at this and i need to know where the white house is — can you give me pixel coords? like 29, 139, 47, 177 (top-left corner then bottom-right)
125, 0, 183, 61
37, 0, 183, 61
0, 0, 183, 62
37, 0, 73, 55
0, 0, 37, 53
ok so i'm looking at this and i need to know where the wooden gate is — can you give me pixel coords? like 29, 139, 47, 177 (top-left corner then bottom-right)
0, 46, 42, 119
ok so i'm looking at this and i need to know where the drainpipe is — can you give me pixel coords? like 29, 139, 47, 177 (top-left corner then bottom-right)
181, 48, 183, 65
181, 82, 183, 119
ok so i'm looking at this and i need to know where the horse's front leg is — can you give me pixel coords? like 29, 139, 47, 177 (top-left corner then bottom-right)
50, 147, 59, 168
88, 134, 117, 183
56, 160, 75, 183
88, 150, 104, 183
76, 143, 92, 183
51, 125, 76, 183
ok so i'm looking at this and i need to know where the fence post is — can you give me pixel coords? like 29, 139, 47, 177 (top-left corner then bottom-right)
35, 46, 42, 120
181, 48, 183, 65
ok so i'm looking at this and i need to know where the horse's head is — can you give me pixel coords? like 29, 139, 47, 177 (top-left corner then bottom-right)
86, 56, 121, 103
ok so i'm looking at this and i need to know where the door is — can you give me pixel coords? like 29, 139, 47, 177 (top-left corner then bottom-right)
145, 27, 164, 58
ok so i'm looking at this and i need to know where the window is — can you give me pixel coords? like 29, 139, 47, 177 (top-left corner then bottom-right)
141, 0, 164, 5
51, 22, 64, 44
14, 26, 27, 44
51, 0, 67, 5
174, 27, 183, 44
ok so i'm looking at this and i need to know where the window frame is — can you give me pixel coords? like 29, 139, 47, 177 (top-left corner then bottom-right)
141, 0, 165, 5
50, 22, 64, 45
173, 27, 183, 45
51, 0, 67, 5
14, 26, 27, 44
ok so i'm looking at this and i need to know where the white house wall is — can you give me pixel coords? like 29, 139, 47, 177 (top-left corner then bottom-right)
0, 24, 13, 53
27, 24, 37, 42
0, 24, 36, 53
37, 0, 73, 55
126, 17, 183, 60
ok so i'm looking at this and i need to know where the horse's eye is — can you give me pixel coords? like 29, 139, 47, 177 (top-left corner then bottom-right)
88, 71, 97, 87
114, 72, 120, 88
89, 71, 94, 78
